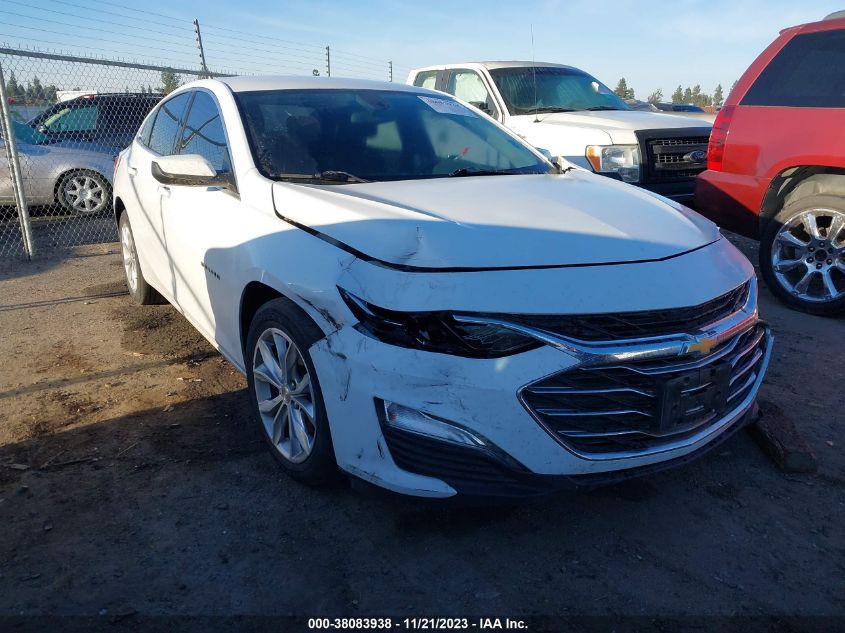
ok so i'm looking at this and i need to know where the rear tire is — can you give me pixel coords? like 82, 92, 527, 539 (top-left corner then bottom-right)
245, 298, 338, 486
118, 212, 160, 305
759, 194, 845, 316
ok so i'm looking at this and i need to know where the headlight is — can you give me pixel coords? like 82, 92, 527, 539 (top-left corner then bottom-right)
338, 288, 540, 358
585, 144, 641, 183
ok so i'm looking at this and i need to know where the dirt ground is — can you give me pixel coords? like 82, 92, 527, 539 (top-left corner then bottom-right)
0, 236, 843, 624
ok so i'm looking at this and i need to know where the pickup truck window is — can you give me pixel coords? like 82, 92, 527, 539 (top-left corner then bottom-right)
489, 67, 630, 115
413, 71, 438, 90
446, 70, 499, 118
235, 89, 550, 182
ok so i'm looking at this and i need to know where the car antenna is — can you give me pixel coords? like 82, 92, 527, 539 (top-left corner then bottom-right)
531, 24, 539, 123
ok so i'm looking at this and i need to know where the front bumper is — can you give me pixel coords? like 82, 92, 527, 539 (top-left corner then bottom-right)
309, 283, 773, 498
639, 179, 696, 204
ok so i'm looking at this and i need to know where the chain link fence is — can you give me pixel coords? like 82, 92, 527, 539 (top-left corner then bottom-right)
0, 39, 404, 260
0, 48, 212, 259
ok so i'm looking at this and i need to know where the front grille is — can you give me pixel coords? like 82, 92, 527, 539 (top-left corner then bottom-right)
507, 282, 748, 342
521, 324, 768, 455
644, 135, 710, 183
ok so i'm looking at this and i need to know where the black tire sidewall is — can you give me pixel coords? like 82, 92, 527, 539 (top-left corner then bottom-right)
759, 194, 845, 316
245, 298, 337, 485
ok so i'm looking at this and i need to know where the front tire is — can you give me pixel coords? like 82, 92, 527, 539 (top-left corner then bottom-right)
245, 298, 338, 485
760, 194, 845, 315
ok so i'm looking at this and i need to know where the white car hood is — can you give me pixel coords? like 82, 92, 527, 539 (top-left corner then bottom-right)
271, 171, 718, 270
513, 110, 710, 144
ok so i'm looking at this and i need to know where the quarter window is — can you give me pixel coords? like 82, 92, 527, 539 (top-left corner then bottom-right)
148, 92, 192, 155
179, 92, 230, 172
742, 30, 845, 108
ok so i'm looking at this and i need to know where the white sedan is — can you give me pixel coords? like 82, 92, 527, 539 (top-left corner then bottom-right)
113, 76, 772, 498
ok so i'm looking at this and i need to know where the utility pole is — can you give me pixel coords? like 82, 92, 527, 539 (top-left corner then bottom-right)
193, 18, 209, 78
325, 46, 331, 77
388, 61, 393, 82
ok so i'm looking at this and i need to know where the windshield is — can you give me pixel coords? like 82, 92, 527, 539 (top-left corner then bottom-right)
489, 67, 631, 115
235, 89, 551, 182
2, 120, 50, 145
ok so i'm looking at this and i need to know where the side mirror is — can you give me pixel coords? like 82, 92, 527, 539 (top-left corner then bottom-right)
151, 154, 236, 192
469, 100, 491, 115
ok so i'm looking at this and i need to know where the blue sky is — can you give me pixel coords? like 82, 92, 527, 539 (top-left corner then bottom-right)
2, 0, 842, 97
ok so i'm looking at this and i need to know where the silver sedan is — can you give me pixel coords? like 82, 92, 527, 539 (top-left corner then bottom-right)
1, 120, 115, 215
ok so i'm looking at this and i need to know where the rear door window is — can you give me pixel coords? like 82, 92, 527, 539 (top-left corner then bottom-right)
147, 92, 192, 155
413, 71, 438, 90
742, 29, 845, 107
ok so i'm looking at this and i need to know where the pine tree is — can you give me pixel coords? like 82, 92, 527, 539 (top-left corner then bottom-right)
160, 70, 180, 95
682, 87, 693, 103
713, 84, 724, 107
671, 85, 684, 103
614, 78, 634, 100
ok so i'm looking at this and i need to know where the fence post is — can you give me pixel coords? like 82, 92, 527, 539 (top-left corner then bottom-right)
0, 62, 35, 258
325, 46, 331, 77
389, 61, 393, 82
193, 18, 209, 78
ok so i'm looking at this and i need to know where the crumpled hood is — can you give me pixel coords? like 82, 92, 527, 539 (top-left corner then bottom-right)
271, 171, 719, 270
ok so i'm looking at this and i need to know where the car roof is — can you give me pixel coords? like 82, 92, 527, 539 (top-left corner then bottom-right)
216, 75, 429, 93
411, 61, 581, 72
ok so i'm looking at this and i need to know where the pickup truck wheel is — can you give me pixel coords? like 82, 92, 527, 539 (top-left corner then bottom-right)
246, 299, 338, 485
118, 212, 160, 305
760, 194, 845, 315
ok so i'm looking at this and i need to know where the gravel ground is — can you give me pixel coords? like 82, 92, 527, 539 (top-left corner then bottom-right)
0, 236, 842, 625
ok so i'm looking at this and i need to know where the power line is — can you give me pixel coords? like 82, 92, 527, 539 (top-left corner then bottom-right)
40, 0, 191, 34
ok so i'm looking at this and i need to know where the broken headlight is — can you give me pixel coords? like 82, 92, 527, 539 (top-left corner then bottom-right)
338, 288, 541, 358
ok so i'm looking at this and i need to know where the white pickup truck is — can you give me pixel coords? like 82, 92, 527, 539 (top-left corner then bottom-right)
408, 62, 712, 203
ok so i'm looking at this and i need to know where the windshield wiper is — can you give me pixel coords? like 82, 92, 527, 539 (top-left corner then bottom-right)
449, 168, 528, 177
584, 106, 623, 111
519, 106, 574, 115
276, 170, 370, 184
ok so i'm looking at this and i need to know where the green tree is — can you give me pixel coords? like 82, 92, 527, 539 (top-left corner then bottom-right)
671, 85, 684, 103
647, 88, 663, 104
713, 84, 724, 107
682, 86, 693, 103
614, 77, 635, 100
6, 71, 23, 100
43, 84, 57, 104
159, 70, 180, 94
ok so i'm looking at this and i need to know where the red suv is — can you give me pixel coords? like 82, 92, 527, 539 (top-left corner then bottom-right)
696, 12, 845, 315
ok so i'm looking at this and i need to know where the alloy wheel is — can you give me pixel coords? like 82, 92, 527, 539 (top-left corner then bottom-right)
771, 207, 845, 303
120, 220, 138, 294
252, 328, 317, 463
63, 173, 107, 214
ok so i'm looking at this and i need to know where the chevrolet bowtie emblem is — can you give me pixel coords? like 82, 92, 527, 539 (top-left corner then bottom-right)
687, 336, 717, 355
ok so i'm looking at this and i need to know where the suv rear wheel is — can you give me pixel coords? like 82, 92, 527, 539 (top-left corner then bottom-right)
760, 194, 845, 315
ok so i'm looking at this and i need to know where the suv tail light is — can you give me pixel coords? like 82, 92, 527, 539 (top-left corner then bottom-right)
707, 105, 735, 171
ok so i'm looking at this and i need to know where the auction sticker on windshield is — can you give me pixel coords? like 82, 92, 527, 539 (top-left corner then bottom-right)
418, 96, 475, 116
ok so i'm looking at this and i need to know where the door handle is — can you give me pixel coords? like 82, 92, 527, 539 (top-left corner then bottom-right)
127, 165, 138, 176
158, 185, 171, 198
